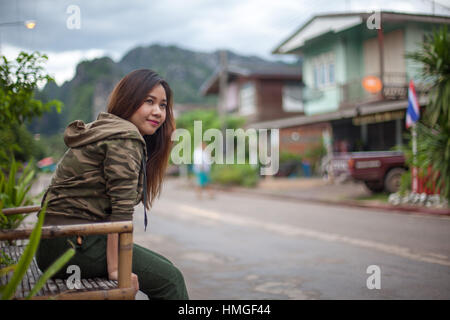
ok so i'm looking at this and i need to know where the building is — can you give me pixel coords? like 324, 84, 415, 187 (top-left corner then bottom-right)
265, 11, 450, 155
200, 63, 304, 125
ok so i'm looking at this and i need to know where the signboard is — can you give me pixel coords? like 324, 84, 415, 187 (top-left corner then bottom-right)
352, 110, 405, 126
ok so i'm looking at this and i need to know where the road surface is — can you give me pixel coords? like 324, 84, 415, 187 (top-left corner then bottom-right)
132, 178, 450, 300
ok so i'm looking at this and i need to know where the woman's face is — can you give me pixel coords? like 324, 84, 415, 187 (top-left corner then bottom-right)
129, 84, 167, 135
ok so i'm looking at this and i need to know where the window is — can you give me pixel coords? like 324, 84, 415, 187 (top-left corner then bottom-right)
282, 83, 303, 112
320, 64, 326, 85
314, 66, 319, 88
328, 63, 335, 84
311, 52, 335, 88
239, 82, 256, 115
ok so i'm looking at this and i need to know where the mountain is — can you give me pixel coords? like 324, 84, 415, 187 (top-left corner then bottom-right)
31, 44, 298, 135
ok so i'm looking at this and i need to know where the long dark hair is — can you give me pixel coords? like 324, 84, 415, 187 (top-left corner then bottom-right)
107, 69, 175, 209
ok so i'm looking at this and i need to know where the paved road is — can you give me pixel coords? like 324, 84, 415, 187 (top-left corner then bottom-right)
133, 177, 450, 300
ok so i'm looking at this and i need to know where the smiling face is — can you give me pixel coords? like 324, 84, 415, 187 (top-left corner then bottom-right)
129, 83, 167, 135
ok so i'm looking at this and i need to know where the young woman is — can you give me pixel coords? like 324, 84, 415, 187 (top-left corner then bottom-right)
36, 69, 189, 300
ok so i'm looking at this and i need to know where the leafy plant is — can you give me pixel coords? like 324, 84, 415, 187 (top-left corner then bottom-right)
399, 170, 412, 196
175, 109, 247, 163
0, 51, 63, 164
211, 164, 259, 187
0, 51, 62, 127
0, 123, 46, 165
0, 157, 37, 230
406, 25, 450, 128
279, 151, 302, 164
406, 26, 450, 200
0, 204, 76, 300
415, 122, 449, 197
302, 140, 327, 175
0, 250, 14, 267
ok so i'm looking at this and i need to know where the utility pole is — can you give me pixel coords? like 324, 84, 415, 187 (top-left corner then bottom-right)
219, 50, 228, 133
218, 50, 228, 155
377, 14, 384, 99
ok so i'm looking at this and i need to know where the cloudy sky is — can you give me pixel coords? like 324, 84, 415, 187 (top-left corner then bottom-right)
1, 0, 449, 85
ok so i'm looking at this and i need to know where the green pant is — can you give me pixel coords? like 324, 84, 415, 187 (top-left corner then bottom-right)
36, 235, 189, 300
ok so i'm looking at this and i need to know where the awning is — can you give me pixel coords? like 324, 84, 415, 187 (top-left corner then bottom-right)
248, 96, 427, 129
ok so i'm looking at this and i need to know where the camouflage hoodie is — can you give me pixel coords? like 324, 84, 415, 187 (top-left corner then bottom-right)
42, 112, 147, 224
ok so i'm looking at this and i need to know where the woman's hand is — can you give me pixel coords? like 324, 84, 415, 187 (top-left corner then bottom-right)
108, 270, 139, 294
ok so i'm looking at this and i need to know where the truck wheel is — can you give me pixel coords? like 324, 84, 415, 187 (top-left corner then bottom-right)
364, 181, 384, 193
384, 167, 406, 194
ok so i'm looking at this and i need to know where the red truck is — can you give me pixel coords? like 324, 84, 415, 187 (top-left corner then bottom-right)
329, 151, 407, 193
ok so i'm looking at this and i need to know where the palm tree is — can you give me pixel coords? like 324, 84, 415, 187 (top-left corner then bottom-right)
407, 25, 450, 201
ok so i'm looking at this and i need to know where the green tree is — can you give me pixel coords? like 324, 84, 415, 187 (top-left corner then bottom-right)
0, 51, 62, 126
175, 109, 246, 162
0, 52, 73, 300
0, 51, 62, 164
407, 26, 450, 200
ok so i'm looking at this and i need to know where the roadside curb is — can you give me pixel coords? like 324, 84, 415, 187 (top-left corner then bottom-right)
210, 185, 450, 216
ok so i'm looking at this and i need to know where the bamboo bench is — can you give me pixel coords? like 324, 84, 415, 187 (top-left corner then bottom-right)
0, 205, 135, 300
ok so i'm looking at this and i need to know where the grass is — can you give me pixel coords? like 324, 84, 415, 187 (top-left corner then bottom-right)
354, 193, 390, 203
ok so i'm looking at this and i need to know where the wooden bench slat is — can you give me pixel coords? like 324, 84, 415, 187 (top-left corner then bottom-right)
46, 279, 59, 295
1, 205, 41, 216
24, 265, 33, 297
104, 280, 118, 289
88, 278, 100, 290
81, 278, 93, 289
0, 221, 133, 241
9, 246, 24, 298
1, 214, 134, 300
1, 245, 120, 299
29, 257, 46, 296
54, 278, 67, 293
93, 278, 110, 290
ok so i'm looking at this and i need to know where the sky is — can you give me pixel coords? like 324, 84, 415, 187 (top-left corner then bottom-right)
1, 0, 449, 85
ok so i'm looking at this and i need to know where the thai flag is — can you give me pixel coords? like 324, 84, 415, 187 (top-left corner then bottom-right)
406, 80, 420, 128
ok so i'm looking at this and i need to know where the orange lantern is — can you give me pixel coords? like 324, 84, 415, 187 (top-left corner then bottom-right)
362, 76, 382, 93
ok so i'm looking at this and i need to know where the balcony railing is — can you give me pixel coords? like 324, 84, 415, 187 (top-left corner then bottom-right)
339, 73, 414, 109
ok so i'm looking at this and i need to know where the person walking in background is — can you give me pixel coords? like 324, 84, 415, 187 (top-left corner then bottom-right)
193, 142, 214, 200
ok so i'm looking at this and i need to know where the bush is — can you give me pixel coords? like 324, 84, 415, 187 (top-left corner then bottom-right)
0, 158, 37, 230
303, 142, 327, 175
211, 164, 259, 187
276, 151, 303, 177
33, 133, 67, 161
279, 151, 302, 164
406, 26, 450, 201
0, 124, 47, 167
174, 109, 247, 163
399, 170, 411, 196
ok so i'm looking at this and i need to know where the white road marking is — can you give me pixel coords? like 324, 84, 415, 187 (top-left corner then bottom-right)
162, 203, 450, 267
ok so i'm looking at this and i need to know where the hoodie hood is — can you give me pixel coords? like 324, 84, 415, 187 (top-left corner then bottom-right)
64, 112, 146, 149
